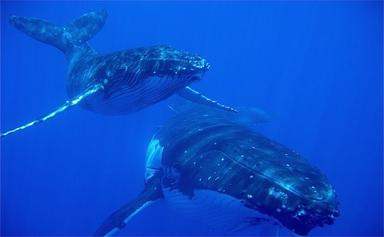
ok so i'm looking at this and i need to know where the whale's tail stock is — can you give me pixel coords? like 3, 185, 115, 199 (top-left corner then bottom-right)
8, 10, 107, 55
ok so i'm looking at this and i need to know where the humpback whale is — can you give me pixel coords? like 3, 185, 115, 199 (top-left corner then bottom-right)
2, 10, 235, 137
95, 106, 339, 236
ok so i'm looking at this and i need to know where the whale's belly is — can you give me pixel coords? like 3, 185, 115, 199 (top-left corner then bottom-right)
162, 188, 281, 235
78, 75, 186, 115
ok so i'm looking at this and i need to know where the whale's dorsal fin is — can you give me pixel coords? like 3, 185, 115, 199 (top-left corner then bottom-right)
178, 87, 238, 113
1, 84, 103, 138
94, 172, 163, 236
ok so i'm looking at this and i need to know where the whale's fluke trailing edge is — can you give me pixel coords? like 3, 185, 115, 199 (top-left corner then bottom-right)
2, 10, 237, 138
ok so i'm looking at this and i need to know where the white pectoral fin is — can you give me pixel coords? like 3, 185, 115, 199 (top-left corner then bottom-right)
94, 173, 163, 237
1, 84, 103, 138
178, 87, 238, 113
96, 200, 155, 237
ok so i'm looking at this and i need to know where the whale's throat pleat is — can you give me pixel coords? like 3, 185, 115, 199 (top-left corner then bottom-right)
84, 75, 187, 115
163, 188, 279, 235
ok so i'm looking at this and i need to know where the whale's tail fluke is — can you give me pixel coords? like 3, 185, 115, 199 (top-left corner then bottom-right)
9, 10, 107, 55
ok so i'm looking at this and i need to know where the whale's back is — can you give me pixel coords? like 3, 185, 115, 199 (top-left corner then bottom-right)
155, 107, 339, 235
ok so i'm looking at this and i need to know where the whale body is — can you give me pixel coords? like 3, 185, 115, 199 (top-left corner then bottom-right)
95, 106, 339, 236
2, 10, 235, 136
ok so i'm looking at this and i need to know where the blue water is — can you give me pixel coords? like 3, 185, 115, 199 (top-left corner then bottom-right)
1, 1, 382, 236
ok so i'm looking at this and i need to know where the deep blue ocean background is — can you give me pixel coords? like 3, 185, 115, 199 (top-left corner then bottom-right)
1, 1, 382, 236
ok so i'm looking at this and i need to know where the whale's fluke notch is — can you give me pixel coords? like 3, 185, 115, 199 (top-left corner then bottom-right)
94, 172, 163, 237
9, 10, 107, 54
1, 84, 103, 138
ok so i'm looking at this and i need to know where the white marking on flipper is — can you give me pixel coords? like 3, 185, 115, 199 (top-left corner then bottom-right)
105, 227, 119, 237
167, 104, 177, 113
123, 201, 153, 224
178, 87, 238, 113
1, 84, 103, 137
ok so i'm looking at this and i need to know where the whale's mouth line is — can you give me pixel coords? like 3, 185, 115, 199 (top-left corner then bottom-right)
190, 71, 206, 82
190, 75, 202, 82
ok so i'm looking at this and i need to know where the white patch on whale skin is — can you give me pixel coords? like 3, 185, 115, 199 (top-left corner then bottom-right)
145, 138, 163, 180
163, 188, 281, 235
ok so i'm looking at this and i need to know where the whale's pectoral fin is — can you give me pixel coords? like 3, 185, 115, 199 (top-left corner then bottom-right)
178, 87, 238, 113
1, 84, 103, 138
94, 172, 163, 237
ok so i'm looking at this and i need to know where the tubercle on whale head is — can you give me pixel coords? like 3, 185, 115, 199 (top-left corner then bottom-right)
151, 45, 210, 81
180, 52, 210, 78
182, 57, 209, 84
177, 54, 210, 84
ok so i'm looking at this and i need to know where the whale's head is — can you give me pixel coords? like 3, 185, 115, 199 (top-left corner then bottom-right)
68, 45, 212, 115
146, 45, 210, 83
